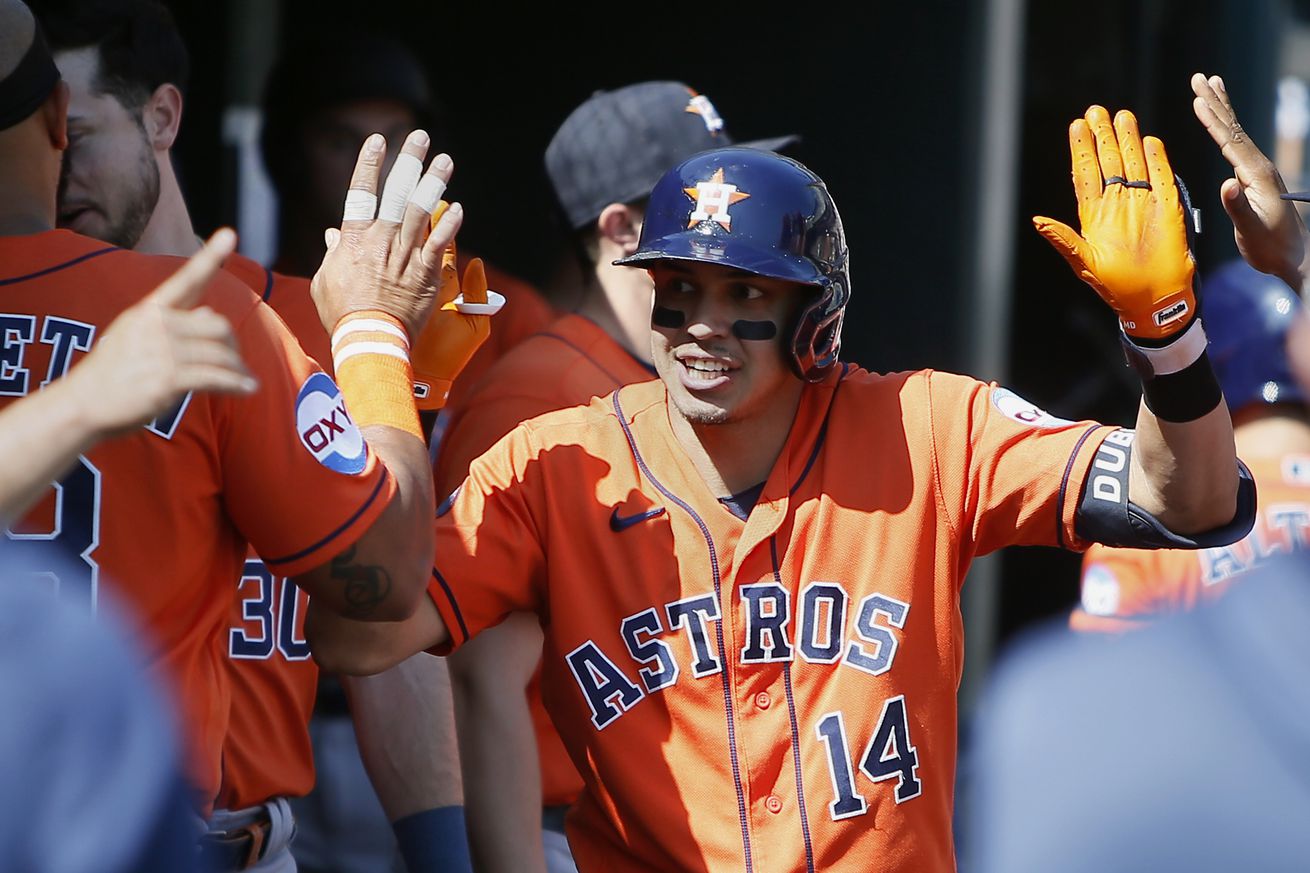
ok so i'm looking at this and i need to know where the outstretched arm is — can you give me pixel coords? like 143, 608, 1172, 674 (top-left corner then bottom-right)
291, 133, 465, 621
1035, 106, 1238, 534
306, 590, 449, 676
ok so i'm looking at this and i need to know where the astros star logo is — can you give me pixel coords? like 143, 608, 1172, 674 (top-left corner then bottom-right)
684, 169, 750, 232
684, 92, 725, 134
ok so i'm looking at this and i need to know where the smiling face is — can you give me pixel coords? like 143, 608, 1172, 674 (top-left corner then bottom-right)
54, 47, 160, 249
650, 261, 811, 427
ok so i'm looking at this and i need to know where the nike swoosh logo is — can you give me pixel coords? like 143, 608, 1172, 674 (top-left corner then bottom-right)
609, 506, 666, 532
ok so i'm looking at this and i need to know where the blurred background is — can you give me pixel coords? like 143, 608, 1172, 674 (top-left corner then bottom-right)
163, 0, 1307, 704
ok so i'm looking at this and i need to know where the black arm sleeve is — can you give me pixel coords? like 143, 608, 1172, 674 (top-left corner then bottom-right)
1074, 428, 1257, 549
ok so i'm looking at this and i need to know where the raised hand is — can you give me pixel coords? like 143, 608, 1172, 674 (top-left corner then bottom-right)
1192, 72, 1307, 289
311, 130, 465, 340
1034, 105, 1196, 343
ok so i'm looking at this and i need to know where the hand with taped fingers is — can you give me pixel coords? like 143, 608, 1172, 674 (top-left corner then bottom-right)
68, 228, 257, 437
411, 205, 506, 410
1034, 105, 1197, 344
310, 129, 464, 340
1192, 72, 1308, 290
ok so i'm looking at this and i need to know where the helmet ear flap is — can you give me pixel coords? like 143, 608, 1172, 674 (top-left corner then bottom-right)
790, 279, 848, 381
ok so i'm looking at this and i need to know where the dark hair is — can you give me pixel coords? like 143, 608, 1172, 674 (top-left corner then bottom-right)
260, 32, 444, 202
34, 0, 188, 108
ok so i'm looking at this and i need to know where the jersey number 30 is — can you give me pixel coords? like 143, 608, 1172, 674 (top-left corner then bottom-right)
230, 560, 311, 661
815, 695, 921, 820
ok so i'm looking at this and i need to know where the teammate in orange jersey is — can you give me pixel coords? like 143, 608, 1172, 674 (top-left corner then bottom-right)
39, 3, 476, 870
1075, 260, 1310, 631
308, 115, 1255, 871
438, 81, 793, 873
2, 1, 463, 868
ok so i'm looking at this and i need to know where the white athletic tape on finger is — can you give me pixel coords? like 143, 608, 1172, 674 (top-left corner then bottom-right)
410, 174, 447, 215
343, 189, 377, 221
451, 290, 506, 316
378, 153, 424, 222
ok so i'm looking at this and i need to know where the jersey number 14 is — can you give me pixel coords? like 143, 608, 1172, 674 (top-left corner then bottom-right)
815, 695, 921, 820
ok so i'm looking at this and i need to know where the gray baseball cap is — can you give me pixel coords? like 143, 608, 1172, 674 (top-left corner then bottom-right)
545, 81, 797, 230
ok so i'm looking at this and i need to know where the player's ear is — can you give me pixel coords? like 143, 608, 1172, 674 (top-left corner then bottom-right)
42, 80, 70, 150
142, 82, 183, 151
598, 202, 643, 256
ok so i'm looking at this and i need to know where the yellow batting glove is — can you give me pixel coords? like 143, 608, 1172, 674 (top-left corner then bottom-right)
412, 207, 505, 410
1034, 106, 1196, 344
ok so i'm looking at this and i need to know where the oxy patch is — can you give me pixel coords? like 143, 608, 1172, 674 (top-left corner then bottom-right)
991, 388, 1073, 429
296, 372, 366, 474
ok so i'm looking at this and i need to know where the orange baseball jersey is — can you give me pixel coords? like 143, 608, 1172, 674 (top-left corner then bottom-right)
428, 366, 1124, 872
214, 253, 328, 810
1073, 454, 1310, 633
443, 254, 555, 413
435, 312, 655, 807
0, 231, 393, 810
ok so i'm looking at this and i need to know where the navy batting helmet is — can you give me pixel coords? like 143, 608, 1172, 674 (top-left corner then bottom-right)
614, 147, 850, 382
1203, 259, 1306, 413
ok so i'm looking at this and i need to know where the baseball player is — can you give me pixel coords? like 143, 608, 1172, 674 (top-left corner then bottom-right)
39, 5, 480, 868
438, 81, 793, 873
0, 2, 472, 868
308, 109, 1254, 871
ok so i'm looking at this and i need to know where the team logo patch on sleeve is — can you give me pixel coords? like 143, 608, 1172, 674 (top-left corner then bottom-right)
990, 388, 1074, 429
296, 372, 366, 474
1080, 563, 1121, 616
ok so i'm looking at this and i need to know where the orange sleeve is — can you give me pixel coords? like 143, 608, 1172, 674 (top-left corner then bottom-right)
427, 424, 548, 653
215, 299, 395, 577
927, 372, 1116, 558
435, 391, 567, 499
1071, 544, 1202, 632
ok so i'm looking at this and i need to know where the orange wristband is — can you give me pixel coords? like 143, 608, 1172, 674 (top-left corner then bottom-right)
331, 311, 422, 439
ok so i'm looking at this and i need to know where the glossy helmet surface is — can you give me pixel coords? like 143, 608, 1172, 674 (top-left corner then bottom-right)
1202, 259, 1306, 413
615, 147, 850, 381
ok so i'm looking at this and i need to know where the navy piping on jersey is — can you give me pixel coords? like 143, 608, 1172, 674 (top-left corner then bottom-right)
612, 390, 754, 873
772, 537, 817, 873
260, 266, 275, 302
436, 483, 462, 518
261, 467, 391, 566
790, 363, 848, 496
430, 567, 470, 644
0, 245, 118, 285
1056, 425, 1104, 550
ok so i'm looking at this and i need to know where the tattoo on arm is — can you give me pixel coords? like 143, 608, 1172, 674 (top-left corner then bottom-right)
331, 545, 393, 618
